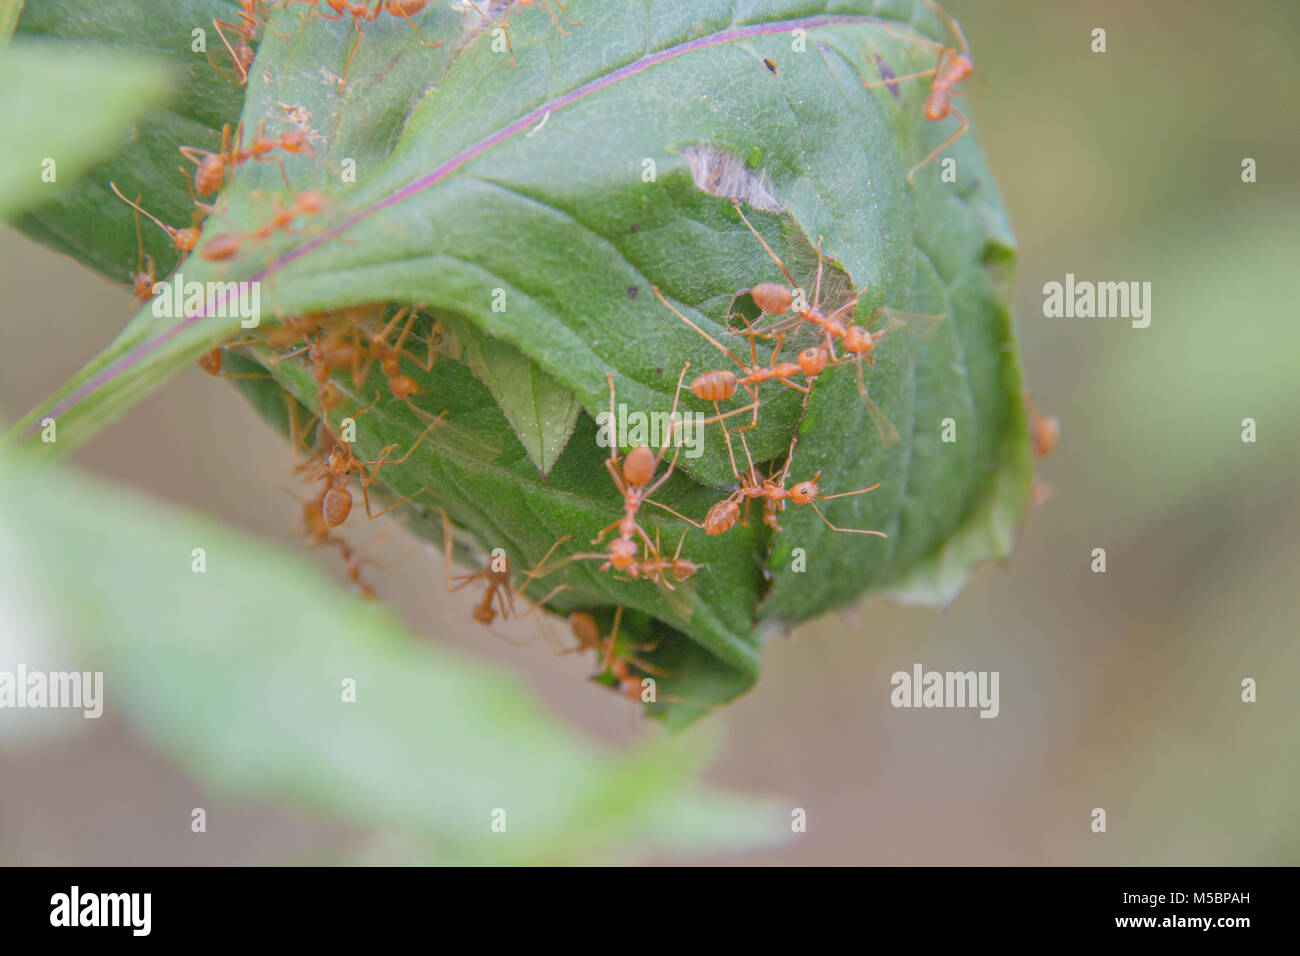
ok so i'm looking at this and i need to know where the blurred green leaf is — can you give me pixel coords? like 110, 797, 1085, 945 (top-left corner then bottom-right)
0, 40, 172, 221
11, 0, 244, 278
0, 452, 784, 863
0, 1, 24, 44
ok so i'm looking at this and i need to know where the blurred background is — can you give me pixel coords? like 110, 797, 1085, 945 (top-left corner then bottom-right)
1, 0, 1297, 864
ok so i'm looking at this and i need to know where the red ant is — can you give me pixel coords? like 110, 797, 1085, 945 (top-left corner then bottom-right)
863, 0, 974, 185
197, 340, 274, 379
290, 1, 443, 92
309, 396, 442, 530
200, 189, 328, 261
565, 607, 671, 703
585, 365, 748, 578
700, 430, 888, 538
272, 321, 369, 417
212, 1, 288, 86
731, 201, 943, 445
116, 189, 159, 303
1024, 392, 1059, 458
354, 304, 438, 402
548, 527, 702, 627
441, 510, 569, 634
109, 181, 201, 255
180, 120, 315, 202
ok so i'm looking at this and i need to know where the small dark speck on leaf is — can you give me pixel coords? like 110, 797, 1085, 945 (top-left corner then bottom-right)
627, 285, 638, 298
874, 55, 901, 99
655, 367, 663, 376
630, 223, 640, 233
763, 57, 777, 75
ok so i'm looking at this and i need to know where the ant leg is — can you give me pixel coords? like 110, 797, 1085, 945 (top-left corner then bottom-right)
809, 501, 888, 538
599, 604, 625, 675
863, 64, 938, 89
643, 442, 683, 499
513, 582, 570, 620
512, 534, 572, 603
360, 482, 434, 520
731, 200, 800, 289
212, 19, 251, 84
812, 236, 825, 309
543, 0, 580, 31
253, 152, 292, 191
390, 5, 444, 49
925, 0, 971, 57
907, 106, 969, 185
642, 499, 705, 528
360, 411, 444, 471
441, 509, 487, 593
653, 288, 751, 376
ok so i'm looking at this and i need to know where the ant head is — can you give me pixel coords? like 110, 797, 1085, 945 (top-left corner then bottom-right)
327, 446, 351, 474
750, 282, 793, 316
953, 52, 974, 80
791, 473, 821, 505
844, 325, 874, 354
622, 445, 657, 486
608, 538, 638, 570
280, 130, 313, 155
796, 346, 828, 377
568, 612, 601, 649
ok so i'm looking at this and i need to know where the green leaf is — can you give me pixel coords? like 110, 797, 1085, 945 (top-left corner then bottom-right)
0, 451, 784, 863
451, 316, 583, 479
8, 0, 1033, 723
0, 40, 172, 220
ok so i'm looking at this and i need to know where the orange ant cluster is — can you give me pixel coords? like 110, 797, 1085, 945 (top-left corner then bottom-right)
507, 197, 945, 708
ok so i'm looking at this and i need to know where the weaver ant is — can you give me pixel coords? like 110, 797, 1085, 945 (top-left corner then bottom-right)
441, 510, 569, 632
212, 1, 288, 86
731, 201, 943, 445
197, 341, 273, 379
863, 0, 974, 185
700, 430, 888, 538
179, 120, 315, 202
200, 189, 328, 261
309, 395, 442, 530
109, 181, 201, 255
354, 304, 438, 402
653, 285, 824, 475
565, 607, 671, 703
1024, 392, 1059, 458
